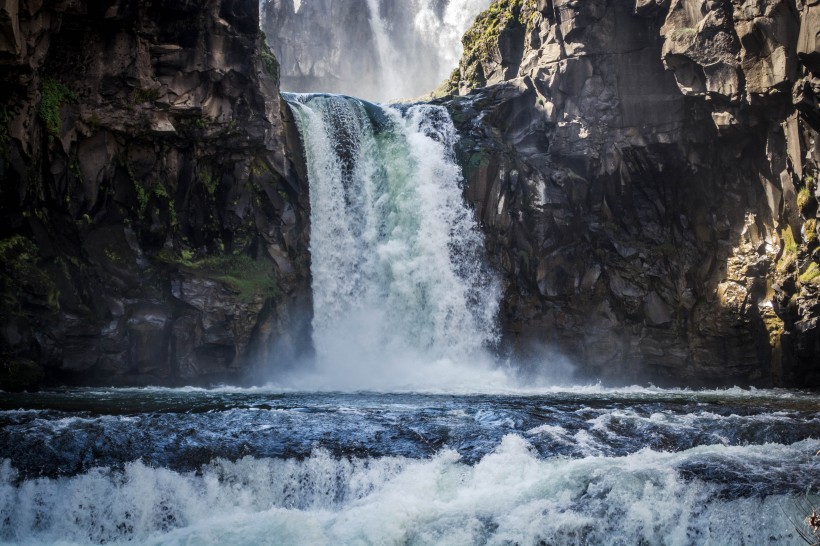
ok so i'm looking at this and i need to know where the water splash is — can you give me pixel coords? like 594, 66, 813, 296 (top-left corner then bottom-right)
285, 94, 501, 390
2, 436, 815, 545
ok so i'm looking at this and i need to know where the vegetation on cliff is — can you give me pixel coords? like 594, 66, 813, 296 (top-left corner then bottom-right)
0, 1, 309, 388
445, 0, 534, 96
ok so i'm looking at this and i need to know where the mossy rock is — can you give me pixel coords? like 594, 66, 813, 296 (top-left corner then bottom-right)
797, 186, 816, 217
0, 356, 44, 392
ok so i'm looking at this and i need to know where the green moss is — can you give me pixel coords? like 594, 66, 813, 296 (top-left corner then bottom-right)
455, 0, 532, 94
462, 0, 525, 59
39, 77, 77, 141
776, 226, 798, 272
159, 251, 280, 302
104, 247, 124, 265
759, 305, 784, 350
199, 170, 218, 196
782, 225, 797, 253
152, 183, 177, 226
806, 219, 817, 246
799, 262, 820, 285
250, 157, 271, 178
260, 42, 279, 81
797, 186, 811, 209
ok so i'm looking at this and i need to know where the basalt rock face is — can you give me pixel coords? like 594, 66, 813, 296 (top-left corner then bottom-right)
445, 0, 820, 387
0, 0, 311, 390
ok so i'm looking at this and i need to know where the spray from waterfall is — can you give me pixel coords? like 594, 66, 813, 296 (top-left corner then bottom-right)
284, 93, 507, 391
262, 0, 492, 102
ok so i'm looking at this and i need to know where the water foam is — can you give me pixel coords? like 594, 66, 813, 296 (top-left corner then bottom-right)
1, 436, 815, 545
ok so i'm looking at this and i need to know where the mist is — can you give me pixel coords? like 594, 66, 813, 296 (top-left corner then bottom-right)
261, 0, 492, 102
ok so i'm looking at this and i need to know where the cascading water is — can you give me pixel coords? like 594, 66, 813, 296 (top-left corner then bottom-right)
284, 93, 504, 390
262, 0, 492, 102
1, 388, 819, 545
1, 6, 817, 546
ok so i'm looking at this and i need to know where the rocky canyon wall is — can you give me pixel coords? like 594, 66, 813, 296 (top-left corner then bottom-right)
443, 0, 820, 387
2, 0, 819, 390
0, 0, 311, 390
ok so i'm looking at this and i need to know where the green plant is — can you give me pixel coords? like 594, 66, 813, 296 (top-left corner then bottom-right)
260, 42, 279, 81
200, 170, 218, 196
806, 219, 817, 246
120, 159, 151, 217
159, 251, 280, 302
69, 156, 83, 181
39, 77, 77, 141
250, 158, 271, 177
799, 262, 820, 285
797, 186, 813, 213
777, 226, 798, 272
152, 183, 177, 225
104, 247, 124, 264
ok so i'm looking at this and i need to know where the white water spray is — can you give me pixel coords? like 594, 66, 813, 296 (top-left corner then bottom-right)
285, 94, 503, 390
263, 0, 492, 102
364, 0, 404, 102
2, 436, 816, 545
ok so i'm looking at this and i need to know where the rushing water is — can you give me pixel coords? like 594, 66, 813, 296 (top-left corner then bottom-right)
3, 48, 818, 546
283, 93, 502, 391
263, 0, 491, 101
0, 387, 818, 545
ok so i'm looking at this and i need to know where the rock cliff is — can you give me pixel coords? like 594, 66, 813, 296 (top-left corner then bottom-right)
444, 0, 820, 386
3, 0, 819, 390
0, 0, 311, 390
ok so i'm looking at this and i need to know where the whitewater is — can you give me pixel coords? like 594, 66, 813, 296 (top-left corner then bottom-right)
1, 388, 819, 545
1, 31, 818, 546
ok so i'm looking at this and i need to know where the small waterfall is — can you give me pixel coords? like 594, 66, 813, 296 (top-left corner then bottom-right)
285, 93, 502, 390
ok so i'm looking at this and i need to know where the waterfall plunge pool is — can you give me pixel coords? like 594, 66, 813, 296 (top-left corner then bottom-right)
0, 387, 818, 545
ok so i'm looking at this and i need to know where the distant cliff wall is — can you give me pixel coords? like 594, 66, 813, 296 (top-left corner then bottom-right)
260, 0, 491, 101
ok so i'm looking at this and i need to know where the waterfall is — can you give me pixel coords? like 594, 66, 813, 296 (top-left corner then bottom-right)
364, 0, 403, 102
262, 0, 492, 102
285, 93, 503, 390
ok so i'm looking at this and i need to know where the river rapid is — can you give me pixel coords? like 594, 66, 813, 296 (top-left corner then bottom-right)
0, 386, 818, 545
